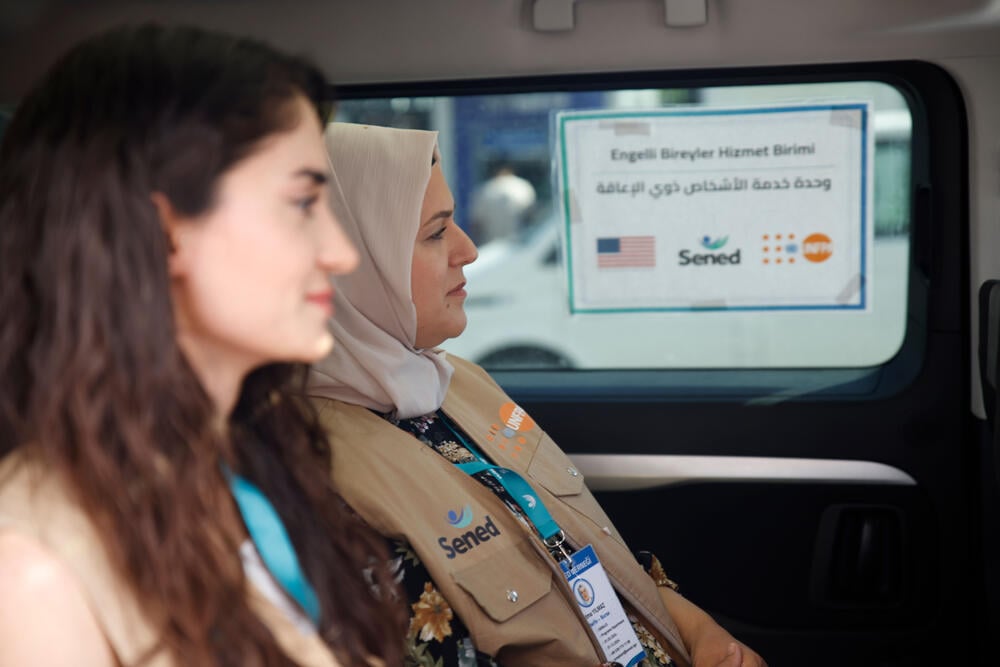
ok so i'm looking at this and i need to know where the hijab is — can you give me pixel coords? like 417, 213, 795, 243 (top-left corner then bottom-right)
309, 123, 453, 419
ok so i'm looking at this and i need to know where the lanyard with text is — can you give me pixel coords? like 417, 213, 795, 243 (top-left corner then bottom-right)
226, 470, 322, 626
440, 412, 647, 666
438, 411, 573, 561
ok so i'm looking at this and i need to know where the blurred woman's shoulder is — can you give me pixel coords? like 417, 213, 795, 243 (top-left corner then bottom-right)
0, 530, 117, 667
0, 449, 168, 667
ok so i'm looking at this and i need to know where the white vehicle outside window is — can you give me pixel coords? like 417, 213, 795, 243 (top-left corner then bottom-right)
447, 84, 911, 371
338, 80, 913, 379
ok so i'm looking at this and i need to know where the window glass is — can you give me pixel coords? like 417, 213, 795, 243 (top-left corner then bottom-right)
336, 81, 911, 373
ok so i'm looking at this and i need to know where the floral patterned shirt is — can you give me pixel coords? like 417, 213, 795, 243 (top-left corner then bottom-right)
384, 409, 677, 667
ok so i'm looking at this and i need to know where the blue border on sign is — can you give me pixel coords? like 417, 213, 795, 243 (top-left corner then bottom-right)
557, 104, 870, 314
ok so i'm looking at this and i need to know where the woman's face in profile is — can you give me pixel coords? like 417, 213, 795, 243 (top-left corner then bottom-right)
411, 163, 478, 349
169, 96, 359, 368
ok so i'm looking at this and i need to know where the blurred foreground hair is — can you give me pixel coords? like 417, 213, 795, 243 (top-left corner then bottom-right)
0, 23, 403, 666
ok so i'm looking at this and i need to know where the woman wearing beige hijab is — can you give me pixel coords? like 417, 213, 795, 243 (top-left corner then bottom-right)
311, 122, 767, 667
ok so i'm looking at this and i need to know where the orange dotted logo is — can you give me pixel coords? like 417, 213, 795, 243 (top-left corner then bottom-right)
802, 233, 833, 263
760, 233, 796, 265
760, 232, 832, 265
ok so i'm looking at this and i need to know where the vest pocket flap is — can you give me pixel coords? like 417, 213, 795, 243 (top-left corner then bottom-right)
452, 540, 552, 622
527, 434, 585, 496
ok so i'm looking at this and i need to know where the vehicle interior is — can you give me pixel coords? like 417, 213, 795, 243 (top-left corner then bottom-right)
2, 1, 998, 665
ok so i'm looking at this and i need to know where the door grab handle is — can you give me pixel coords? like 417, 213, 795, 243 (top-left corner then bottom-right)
567, 454, 916, 491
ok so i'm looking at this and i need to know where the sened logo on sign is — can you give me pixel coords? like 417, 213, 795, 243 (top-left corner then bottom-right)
678, 235, 741, 267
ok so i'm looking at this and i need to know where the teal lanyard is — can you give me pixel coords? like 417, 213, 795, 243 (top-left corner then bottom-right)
439, 412, 563, 543
226, 471, 321, 626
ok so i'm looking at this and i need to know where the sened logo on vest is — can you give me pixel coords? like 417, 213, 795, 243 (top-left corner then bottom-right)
446, 504, 473, 528
439, 507, 502, 559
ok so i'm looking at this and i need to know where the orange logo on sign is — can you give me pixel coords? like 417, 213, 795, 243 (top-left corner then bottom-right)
802, 233, 833, 263
761, 233, 797, 266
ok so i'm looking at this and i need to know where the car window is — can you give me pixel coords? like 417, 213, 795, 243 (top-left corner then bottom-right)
336, 76, 915, 398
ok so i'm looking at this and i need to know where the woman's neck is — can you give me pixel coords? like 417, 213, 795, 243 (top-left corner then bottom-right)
176, 332, 250, 420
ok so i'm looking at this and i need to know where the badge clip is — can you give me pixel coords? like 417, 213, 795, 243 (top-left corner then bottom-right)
544, 530, 574, 563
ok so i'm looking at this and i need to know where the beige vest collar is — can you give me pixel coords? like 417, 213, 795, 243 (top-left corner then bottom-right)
0, 450, 346, 667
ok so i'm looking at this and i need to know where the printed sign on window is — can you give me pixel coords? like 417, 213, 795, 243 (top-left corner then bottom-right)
556, 104, 874, 312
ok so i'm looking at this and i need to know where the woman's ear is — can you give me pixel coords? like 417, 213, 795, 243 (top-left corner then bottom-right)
150, 192, 189, 278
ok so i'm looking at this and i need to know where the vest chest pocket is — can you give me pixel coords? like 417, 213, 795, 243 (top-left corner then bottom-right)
452, 539, 553, 622
526, 433, 585, 497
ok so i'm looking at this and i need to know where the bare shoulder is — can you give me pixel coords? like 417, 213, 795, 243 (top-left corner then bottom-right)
0, 531, 116, 667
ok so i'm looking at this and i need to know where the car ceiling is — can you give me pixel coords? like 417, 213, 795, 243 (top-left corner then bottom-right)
2, 0, 1000, 103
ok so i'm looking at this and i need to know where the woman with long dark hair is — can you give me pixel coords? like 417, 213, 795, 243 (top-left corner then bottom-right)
0, 25, 404, 666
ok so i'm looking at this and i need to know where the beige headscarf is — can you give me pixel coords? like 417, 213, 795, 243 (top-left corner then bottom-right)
309, 123, 453, 419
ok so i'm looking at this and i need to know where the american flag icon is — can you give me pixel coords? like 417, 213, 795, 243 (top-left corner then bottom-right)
596, 236, 656, 268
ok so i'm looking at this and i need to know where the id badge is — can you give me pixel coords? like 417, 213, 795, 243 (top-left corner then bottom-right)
559, 544, 646, 667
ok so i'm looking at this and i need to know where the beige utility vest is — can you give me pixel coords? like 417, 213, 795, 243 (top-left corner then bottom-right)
0, 450, 345, 667
315, 354, 692, 667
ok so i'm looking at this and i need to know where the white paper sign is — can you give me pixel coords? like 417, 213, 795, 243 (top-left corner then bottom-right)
556, 104, 874, 312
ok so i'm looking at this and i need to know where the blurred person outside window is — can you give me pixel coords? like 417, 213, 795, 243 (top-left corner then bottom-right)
470, 161, 536, 244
